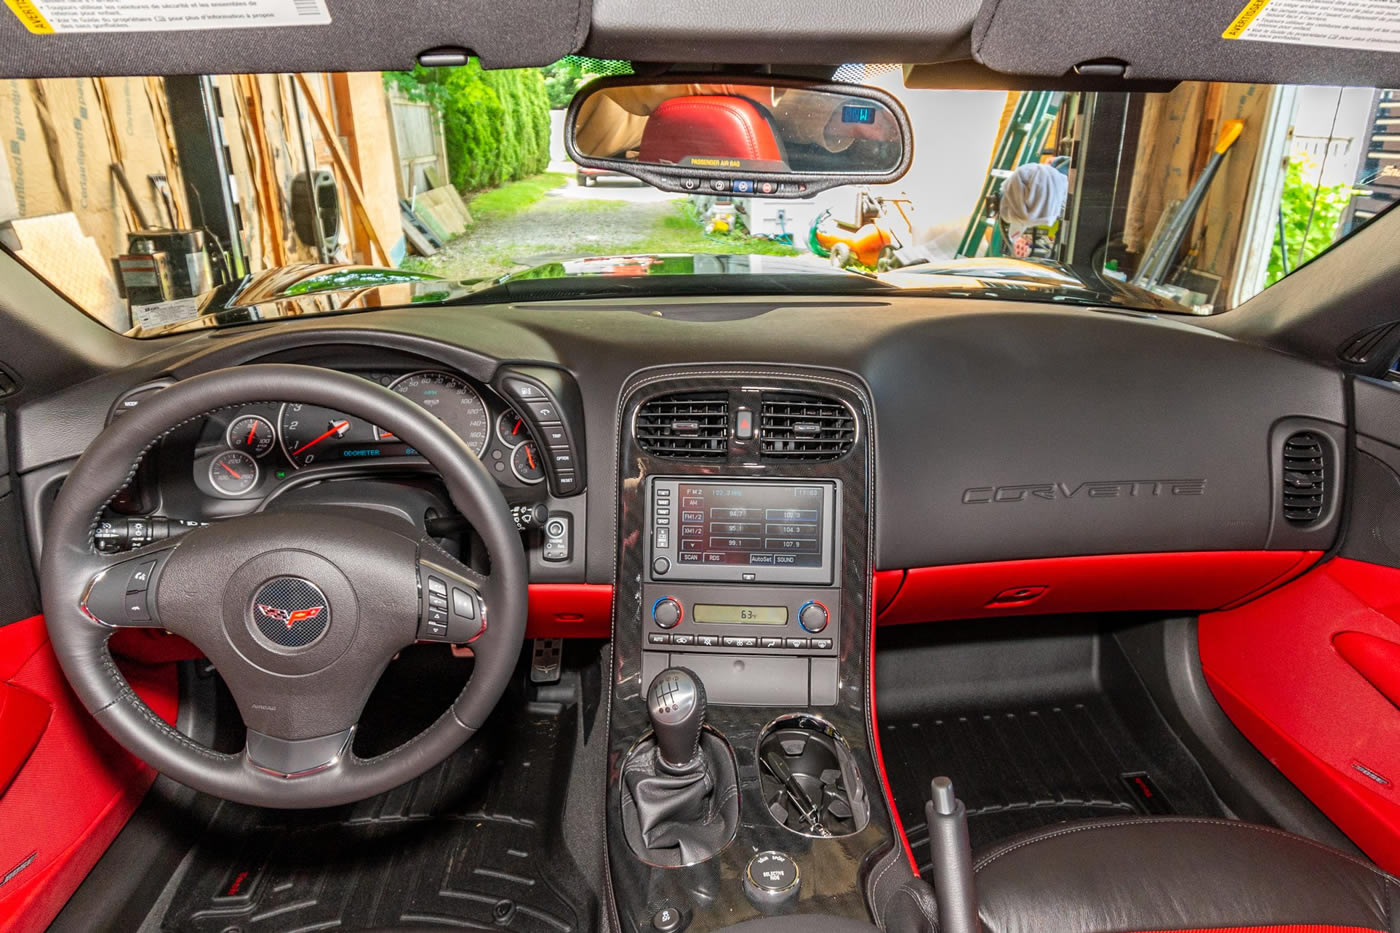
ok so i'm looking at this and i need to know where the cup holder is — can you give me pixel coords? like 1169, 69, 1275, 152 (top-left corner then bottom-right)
758, 716, 870, 837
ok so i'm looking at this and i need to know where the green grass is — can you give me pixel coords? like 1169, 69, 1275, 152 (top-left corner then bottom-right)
465, 172, 570, 223
614, 202, 800, 257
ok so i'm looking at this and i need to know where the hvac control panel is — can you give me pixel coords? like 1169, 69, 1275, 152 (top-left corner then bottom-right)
642, 477, 843, 707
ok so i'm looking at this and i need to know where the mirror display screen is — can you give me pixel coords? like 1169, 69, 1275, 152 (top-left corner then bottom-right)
692, 604, 789, 625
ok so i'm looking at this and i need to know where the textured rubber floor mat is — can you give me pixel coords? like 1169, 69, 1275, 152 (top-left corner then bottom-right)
880, 694, 1227, 868
159, 705, 590, 933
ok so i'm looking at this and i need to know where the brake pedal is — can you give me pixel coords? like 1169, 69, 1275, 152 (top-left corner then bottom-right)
530, 638, 563, 683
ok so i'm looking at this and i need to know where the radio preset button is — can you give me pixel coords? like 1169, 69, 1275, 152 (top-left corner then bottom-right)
652, 597, 683, 628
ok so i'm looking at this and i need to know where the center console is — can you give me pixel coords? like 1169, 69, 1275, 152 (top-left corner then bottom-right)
605, 367, 914, 933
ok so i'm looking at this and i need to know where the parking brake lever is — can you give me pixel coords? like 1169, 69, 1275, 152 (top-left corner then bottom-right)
925, 776, 980, 933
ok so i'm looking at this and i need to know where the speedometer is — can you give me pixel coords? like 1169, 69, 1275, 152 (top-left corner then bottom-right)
378, 371, 490, 457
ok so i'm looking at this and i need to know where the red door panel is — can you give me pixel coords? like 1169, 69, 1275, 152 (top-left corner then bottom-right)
0, 681, 50, 797
0, 615, 177, 933
1201, 558, 1400, 873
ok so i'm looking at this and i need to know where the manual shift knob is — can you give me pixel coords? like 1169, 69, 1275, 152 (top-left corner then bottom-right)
647, 667, 706, 769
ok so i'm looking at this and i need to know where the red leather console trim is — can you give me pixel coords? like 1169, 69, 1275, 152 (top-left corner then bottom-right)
1201, 558, 1400, 873
0, 615, 177, 933
526, 583, 614, 639
0, 681, 51, 797
638, 95, 784, 165
868, 595, 919, 876
878, 551, 1321, 625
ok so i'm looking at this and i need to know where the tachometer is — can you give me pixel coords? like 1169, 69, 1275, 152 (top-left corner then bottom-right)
278, 403, 371, 468
379, 371, 490, 457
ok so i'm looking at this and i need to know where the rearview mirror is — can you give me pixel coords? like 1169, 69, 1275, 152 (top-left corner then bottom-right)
565, 76, 912, 198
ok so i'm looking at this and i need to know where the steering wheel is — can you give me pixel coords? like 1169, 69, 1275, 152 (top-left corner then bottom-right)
39, 364, 529, 808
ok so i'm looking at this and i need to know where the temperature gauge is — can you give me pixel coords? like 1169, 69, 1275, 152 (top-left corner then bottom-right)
209, 450, 259, 496
511, 442, 545, 485
226, 414, 276, 458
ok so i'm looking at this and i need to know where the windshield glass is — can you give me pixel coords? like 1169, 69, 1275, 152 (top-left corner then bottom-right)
2, 61, 1395, 334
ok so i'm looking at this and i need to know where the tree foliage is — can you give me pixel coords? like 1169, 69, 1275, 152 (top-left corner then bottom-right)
1268, 157, 1355, 286
383, 60, 552, 194
539, 57, 633, 109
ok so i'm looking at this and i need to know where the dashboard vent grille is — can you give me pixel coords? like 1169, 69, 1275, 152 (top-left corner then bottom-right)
1339, 321, 1400, 364
760, 394, 855, 461
1282, 431, 1327, 525
636, 394, 729, 459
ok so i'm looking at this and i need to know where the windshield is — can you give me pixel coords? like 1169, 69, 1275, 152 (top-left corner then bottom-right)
2, 62, 1395, 334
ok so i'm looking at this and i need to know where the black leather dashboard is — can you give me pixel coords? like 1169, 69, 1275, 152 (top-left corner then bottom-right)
12, 294, 1349, 582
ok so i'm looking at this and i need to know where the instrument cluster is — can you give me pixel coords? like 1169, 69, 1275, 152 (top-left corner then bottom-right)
194, 368, 547, 498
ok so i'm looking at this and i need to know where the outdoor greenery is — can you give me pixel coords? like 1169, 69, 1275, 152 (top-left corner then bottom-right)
465, 172, 570, 223
383, 60, 551, 194
1268, 157, 1355, 286
539, 57, 633, 109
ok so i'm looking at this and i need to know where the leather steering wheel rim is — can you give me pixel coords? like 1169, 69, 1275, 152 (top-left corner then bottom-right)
39, 364, 529, 808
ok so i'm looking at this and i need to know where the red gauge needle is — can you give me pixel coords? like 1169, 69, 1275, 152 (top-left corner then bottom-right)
512, 419, 522, 437
526, 445, 537, 470
246, 422, 258, 446
292, 421, 349, 456
220, 462, 243, 479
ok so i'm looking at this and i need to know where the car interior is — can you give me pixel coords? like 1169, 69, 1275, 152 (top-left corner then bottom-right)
6, 1, 1400, 932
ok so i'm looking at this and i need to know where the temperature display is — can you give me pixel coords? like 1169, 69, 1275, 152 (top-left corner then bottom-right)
692, 605, 789, 625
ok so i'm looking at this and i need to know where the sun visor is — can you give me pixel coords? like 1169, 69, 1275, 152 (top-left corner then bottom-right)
973, 0, 1400, 87
0, 0, 589, 78
582, 0, 980, 64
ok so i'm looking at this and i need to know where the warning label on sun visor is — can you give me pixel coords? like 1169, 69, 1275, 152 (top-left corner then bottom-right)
4, 0, 330, 34
1224, 0, 1400, 52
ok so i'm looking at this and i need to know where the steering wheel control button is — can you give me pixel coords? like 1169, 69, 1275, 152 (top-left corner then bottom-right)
251, 577, 332, 649
652, 907, 685, 933
504, 378, 545, 401
82, 551, 170, 627
744, 851, 800, 907
798, 600, 829, 633
418, 560, 487, 643
652, 597, 683, 628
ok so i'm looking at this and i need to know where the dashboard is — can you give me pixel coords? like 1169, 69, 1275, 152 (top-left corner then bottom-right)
12, 293, 1349, 592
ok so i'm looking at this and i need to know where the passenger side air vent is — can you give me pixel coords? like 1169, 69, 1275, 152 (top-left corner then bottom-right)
1282, 431, 1328, 525
1339, 321, 1400, 365
759, 394, 856, 461
635, 393, 729, 460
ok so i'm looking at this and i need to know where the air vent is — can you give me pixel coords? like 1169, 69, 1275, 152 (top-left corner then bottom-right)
1339, 321, 1400, 364
760, 394, 856, 461
1282, 431, 1327, 525
636, 393, 729, 460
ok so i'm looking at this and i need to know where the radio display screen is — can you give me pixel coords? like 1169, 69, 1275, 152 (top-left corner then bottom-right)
675, 482, 825, 569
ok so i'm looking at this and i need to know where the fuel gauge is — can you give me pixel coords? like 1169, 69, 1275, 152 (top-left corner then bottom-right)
209, 450, 259, 496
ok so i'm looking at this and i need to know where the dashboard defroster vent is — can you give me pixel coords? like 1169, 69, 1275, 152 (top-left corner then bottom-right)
636, 393, 729, 460
760, 394, 855, 461
1282, 431, 1328, 525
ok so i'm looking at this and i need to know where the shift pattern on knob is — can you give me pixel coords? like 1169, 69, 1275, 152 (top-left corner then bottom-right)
647, 667, 707, 768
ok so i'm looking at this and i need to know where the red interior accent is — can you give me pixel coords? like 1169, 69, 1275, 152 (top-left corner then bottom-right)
0, 615, 177, 933
1201, 557, 1400, 873
1333, 631, 1400, 710
867, 590, 919, 876
873, 569, 905, 615
638, 95, 784, 165
878, 550, 1321, 625
525, 583, 614, 639
1127, 927, 1382, 932
0, 682, 51, 797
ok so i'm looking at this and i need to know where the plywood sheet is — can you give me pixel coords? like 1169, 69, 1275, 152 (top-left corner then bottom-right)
11, 213, 126, 330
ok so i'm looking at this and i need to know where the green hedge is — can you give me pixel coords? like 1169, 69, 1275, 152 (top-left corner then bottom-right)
385, 61, 552, 195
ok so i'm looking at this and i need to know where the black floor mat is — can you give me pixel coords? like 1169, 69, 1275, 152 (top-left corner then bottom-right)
157, 700, 593, 933
876, 619, 1228, 870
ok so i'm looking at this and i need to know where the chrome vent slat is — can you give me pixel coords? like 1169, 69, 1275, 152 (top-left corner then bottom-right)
1282, 431, 1327, 525
636, 393, 729, 460
759, 393, 855, 462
